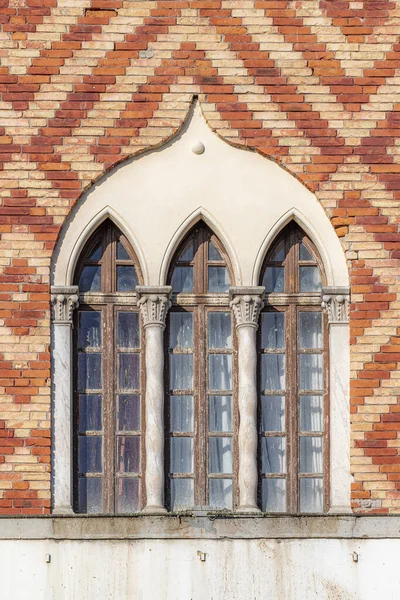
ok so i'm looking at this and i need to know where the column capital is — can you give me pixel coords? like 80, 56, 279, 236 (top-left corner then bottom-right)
321, 287, 350, 324
229, 286, 265, 329
50, 286, 79, 324
136, 286, 172, 329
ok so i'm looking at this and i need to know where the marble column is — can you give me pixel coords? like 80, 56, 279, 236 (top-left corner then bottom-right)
137, 286, 172, 513
321, 287, 352, 514
51, 286, 79, 514
229, 287, 265, 513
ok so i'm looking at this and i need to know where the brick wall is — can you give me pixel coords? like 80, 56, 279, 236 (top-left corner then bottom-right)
0, 0, 400, 514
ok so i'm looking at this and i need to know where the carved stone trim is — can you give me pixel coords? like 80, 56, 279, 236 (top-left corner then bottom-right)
321, 287, 350, 324
51, 286, 79, 324
136, 286, 172, 329
229, 287, 265, 329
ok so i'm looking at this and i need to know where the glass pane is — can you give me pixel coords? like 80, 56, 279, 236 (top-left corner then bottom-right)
300, 436, 323, 473
209, 396, 232, 432
261, 437, 286, 474
261, 354, 285, 391
169, 313, 193, 349
78, 477, 102, 513
261, 312, 284, 349
299, 312, 322, 349
299, 354, 323, 390
170, 396, 194, 432
79, 394, 102, 432
119, 354, 140, 390
118, 395, 140, 432
117, 435, 140, 474
170, 478, 194, 510
209, 437, 232, 474
208, 240, 222, 261
117, 312, 140, 348
116, 477, 140, 513
170, 438, 193, 473
88, 241, 102, 261
300, 396, 323, 432
170, 354, 193, 391
261, 396, 285, 432
209, 479, 232, 510
208, 312, 232, 349
209, 354, 232, 391
261, 478, 286, 512
79, 265, 101, 292
263, 267, 284, 293
208, 267, 230, 292
116, 239, 130, 260
116, 265, 138, 292
171, 266, 193, 293
78, 353, 102, 391
78, 311, 102, 349
299, 242, 313, 261
269, 241, 285, 262
299, 266, 322, 292
178, 240, 194, 262
300, 478, 323, 513
78, 436, 102, 473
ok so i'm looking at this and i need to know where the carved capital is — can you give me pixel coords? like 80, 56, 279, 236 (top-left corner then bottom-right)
229, 286, 265, 329
50, 286, 79, 324
321, 287, 350, 324
136, 286, 172, 329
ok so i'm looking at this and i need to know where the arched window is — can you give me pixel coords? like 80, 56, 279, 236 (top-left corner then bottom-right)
166, 222, 235, 511
73, 220, 143, 514
259, 222, 328, 514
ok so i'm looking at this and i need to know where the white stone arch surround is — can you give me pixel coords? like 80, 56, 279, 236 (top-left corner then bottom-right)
51, 101, 351, 515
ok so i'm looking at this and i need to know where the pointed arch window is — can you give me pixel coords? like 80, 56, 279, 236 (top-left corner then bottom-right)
166, 223, 236, 511
73, 220, 143, 514
259, 222, 328, 514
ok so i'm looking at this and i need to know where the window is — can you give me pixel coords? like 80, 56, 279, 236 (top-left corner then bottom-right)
73, 220, 143, 514
259, 222, 328, 513
166, 223, 236, 511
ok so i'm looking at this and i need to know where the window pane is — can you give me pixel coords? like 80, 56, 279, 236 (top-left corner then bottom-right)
208, 240, 222, 261
261, 437, 286, 474
300, 478, 323, 513
170, 438, 193, 473
171, 266, 193, 293
79, 394, 102, 432
299, 312, 322, 349
117, 312, 140, 348
209, 437, 232, 474
170, 479, 194, 510
208, 312, 232, 349
300, 396, 323, 432
116, 265, 138, 292
116, 478, 140, 513
263, 267, 284, 293
300, 437, 323, 473
299, 242, 313, 261
170, 396, 194, 433
261, 396, 285, 432
209, 479, 232, 510
269, 241, 285, 262
88, 241, 102, 261
261, 479, 286, 513
78, 311, 102, 349
78, 353, 102, 391
116, 239, 130, 260
119, 354, 140, 390
78, 478, 103, 513
178, 240, 194, 262
209, 396, 232, 432
117, 436, 140, 474
299, 266, 322, 292
261, 354, 285, 391
299, 354, 323, 390
208, 267, 230, 293
79, 265, 101, 292
261, 312, 284, 349
78, 436, 102, 473
170, 354, 193, 391
169, 313, 193, 349
209, 354, 232, 391
118, 395, 140, 432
